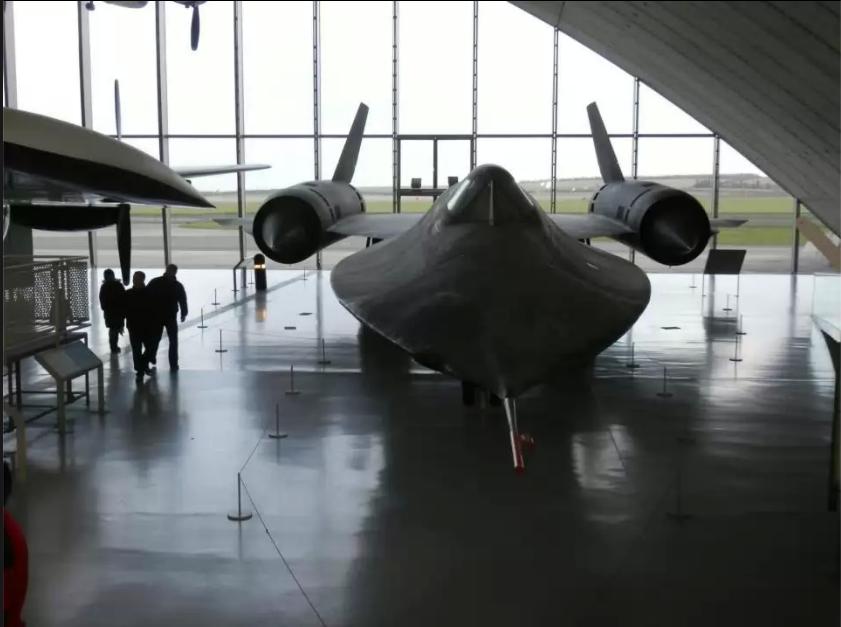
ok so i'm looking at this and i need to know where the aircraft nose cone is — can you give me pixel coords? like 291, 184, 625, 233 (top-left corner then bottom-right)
444, 164, 540, 226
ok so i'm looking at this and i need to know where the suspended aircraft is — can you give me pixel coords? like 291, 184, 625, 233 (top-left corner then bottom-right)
3, 103, 268, 284
249, 102, 744, 471
84, 1, 206, 51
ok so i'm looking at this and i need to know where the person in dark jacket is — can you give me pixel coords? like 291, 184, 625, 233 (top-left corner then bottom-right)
147, 264, 188, 371
99, 269, 125, 353
124, 271, 155, 380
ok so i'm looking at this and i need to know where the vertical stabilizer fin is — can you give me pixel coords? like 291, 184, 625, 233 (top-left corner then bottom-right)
332, 103, 369, 183
586, 102, 624, 183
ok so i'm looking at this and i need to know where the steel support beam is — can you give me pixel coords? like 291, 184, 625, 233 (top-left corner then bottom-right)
155, 3, 172, 267
312, 0, 322, 269
629, 76, 640, 263
392, 0, 399, 214
471, 1, 478, 170
77, 2, 98, 268
550, 28, 558, 214
3, 2, 17, 109
711, 134, 721, 250
792, 198, 802, 274
233, 1, 246, 262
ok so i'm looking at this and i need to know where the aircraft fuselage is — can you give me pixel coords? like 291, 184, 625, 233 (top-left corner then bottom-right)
331, 164, 651, 398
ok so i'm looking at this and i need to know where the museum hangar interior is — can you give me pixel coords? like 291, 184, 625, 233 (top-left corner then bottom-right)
2, 1, 839, 626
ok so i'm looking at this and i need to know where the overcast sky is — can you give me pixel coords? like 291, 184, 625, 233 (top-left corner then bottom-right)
10, 0, 764, 192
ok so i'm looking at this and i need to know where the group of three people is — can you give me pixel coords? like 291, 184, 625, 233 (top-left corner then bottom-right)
99, 264, 189, 379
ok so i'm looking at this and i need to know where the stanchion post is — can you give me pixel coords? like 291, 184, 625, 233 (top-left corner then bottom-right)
729, 335, 743, 363
690, 274, 697, 289
212, 288, 220, 306
317, 338, 331, 366
285, 364, 301, 396
723, 293, 732, 312
227, 472, 253, 522
657, 366, 673, 398
268, 402, 288, 439
736, 314, 746, 336
215, 329, 228, 354
626, 342, 640, 370
198, 307, 208, 329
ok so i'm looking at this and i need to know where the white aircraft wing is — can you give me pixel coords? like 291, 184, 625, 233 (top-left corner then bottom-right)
174, 164, 270, 178
175, 216, 253, 230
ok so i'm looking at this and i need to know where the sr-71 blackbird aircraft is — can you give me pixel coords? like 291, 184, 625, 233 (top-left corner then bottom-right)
251, 102, 744, 472
3, 106, 268, 284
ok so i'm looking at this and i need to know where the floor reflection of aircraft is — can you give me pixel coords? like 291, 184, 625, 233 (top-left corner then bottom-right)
248, 102, 744, 471
3, 107, 268, 284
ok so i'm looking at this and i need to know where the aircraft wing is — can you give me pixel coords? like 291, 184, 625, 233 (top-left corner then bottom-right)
328, 213, 424, 239
4, 107, 212, 208
317, 211, 744, 242
710, 218, 748, 230
213, 216, 253, 228
327, 212, 633, 241
174, 164, 270, 178
546, 213, 633, 239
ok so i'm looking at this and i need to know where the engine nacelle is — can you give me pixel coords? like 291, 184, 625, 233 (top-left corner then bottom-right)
590, 181, 711, 266
252, 181, 365, 264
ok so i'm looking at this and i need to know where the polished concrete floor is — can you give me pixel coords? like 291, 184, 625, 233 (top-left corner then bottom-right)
5, 271, 839, 626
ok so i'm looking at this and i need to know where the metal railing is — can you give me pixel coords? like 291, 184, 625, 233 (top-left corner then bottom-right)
3, 256, 90, 355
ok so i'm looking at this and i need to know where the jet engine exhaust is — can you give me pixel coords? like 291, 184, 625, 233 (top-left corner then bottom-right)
639, 194, 710, 266
252, 196, 322, 264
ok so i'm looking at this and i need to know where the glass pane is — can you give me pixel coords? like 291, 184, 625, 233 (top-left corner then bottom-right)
636, 138, 714, 211
555, 137, 633, 210
400, 141, 432, 190
166, 1, 235, 134
322, 138, 391, 190
800, 207, 840, 274
557, 35, 633, 134
400, 1, 473, 134
32, 232, 88, 258
242, 1, 312, 135
169, 138, 238, 194
94, 139, 165, 269
437, 141, 472, 192
15, 1, 81, 124
478, 1, 553, 134
477, 139, 552, 208
718, 141, 793, 272
168, 139, 239, 268
321, 1, 392, 135
243, 139, 313, 264
89, 2, 157, 135
638, 83, 710, 134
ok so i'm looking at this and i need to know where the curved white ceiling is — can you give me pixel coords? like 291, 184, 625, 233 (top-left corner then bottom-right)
512, 1, 839, 234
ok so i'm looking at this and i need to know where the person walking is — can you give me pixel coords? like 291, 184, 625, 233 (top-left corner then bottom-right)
147, 264, 188, 371
99, 269, 125, 354
124, 271, 155, 381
